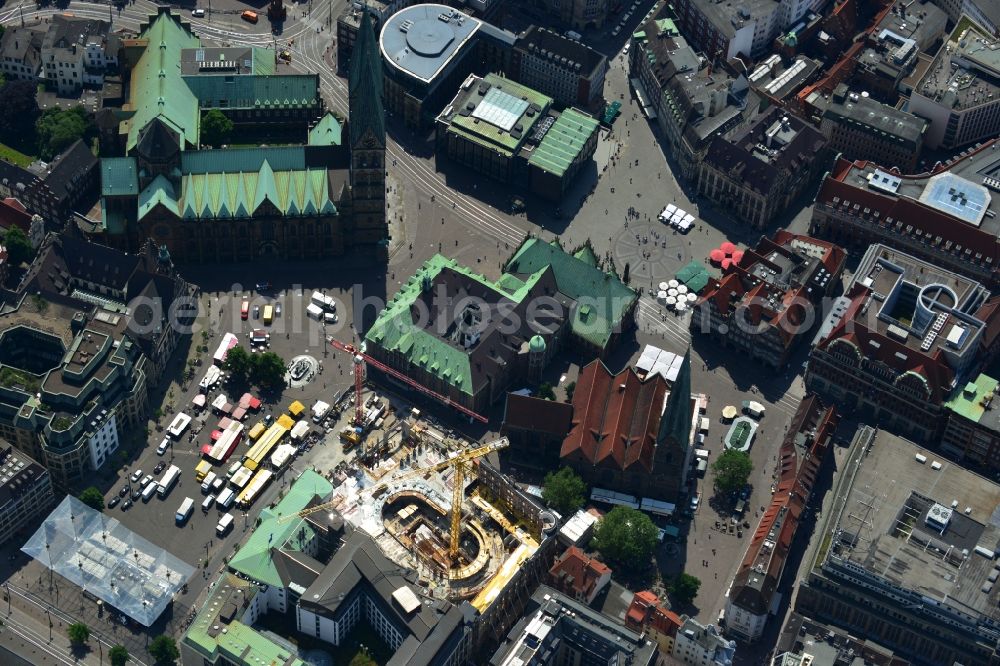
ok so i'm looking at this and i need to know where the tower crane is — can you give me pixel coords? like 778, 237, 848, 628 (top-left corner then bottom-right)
278, 437, 509, 565
328, 338, 488, 424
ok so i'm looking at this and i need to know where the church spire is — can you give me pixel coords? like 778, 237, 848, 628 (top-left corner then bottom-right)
657, 348, 692, 446
348, 10, 385, 149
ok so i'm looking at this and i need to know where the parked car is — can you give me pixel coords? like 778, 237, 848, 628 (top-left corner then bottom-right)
121, 498, 132, 511
130, 469, 143, 483
253, 305, 260, 319
154, 461, 167, 475
275, 303, 282, 316
156, 439, 169, 456
131, 488, 142, 501
118, 485, 129, 498
140, 475, 154, 488
107, 496, 120, 509
191, 8, 205, 17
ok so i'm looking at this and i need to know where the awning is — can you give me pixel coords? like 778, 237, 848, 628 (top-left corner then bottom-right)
629, 77, 657, 119
289, 400, 305, 417
232, 407, 247, 421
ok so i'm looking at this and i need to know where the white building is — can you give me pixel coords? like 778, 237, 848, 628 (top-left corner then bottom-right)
41, 16, 118, 96
85, 412, 119, 471
672, 616, 736, 666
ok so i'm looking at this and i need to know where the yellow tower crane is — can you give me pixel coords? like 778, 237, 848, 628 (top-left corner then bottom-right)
278, 438, 509, 564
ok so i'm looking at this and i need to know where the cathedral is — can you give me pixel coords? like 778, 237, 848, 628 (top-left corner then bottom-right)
95, 8, 387, 263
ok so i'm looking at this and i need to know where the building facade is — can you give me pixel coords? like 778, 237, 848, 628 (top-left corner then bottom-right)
41, 16, 120, 95
0, 27, 43, 82
0, 139, 99, 226
672, 616, 736, 666
725, 395, 838, 642
697, 109, 831, 228
818, 84, 928, 172
510, 26, 608, 107
547, 546, 611, 604
692, 230, 845, 369
0, 441, 54, 545
806, 244, 1000, 444
941, 373, 1000, 472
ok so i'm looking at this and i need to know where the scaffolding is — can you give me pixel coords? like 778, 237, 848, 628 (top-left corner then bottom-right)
22, 496, 195, 626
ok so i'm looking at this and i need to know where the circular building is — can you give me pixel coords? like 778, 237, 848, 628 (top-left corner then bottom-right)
379, 4, 514, 129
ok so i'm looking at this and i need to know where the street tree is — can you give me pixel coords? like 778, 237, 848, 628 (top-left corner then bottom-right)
349, 653, 377, 666
711, 449, 753, 494
67, 622, 90, 647
224, 345, 252, 384
591, 506, 658, 567
78, 487, 104, 511
109, 645, 130, 666
35, 106, 90, 160
4, 226, 35, 267
201, 110, 234, 147
0, 80, 39, 149
671, 573, 701, 606
149, 635, 179, 665
537, 382, 556, 400
542, 467, 586, 515
251, 351, 286, 390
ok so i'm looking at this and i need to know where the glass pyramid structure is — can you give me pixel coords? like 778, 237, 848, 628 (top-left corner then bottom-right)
22, 496, 195, 626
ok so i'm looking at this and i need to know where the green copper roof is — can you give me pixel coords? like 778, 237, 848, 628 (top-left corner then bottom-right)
101, 157, 139, 196
181, 146, 307, 173
228, 470, 333, 587
528, 109, 599, 178
308, 113, 343, 146
182, 74, 319, 110
506, 238, 637, 349
184, 576, 306, 666
364, 255, 551, 395
348, 10, 385, 147
138, 174, 179, 218
945, 373, 999, 422
658, 348, 692, 447
529, 335, 546, 353
250, 47, 276, 75
124, 10, 202, 153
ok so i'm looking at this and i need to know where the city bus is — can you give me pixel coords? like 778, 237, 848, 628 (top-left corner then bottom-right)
236, 469, 273, 510
158, 465, 181, 498
262, 305, 273, 325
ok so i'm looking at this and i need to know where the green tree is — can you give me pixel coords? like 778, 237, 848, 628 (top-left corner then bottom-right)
671, 573, 701, 606
4, 225, 35, 266
201, 110, 234, 147
224, 345, 252, 384
591, 506, 659, 567
537, 382, 556, 400
35, 106, 90, 161
542, 467, 587, 516
109, 645, 130, 666
250, 351, 286, 390
711, 449, 753, 494
149, 635, 179, 665
564, 381, 577, 403
78, 487, 104, 511
349, 652, 377, 666
0, 80, 39, 149
67, 622, 90, 647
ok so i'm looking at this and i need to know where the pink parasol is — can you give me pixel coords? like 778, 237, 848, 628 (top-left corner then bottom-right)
709, 248, 725, 263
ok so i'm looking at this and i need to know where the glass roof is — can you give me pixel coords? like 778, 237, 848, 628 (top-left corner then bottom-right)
22, 496, 195, 626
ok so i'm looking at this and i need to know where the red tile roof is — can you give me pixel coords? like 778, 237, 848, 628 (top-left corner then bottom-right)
549, 546, 611, 600
624, 589, 682, 636
0, 198, 31, 233
560, 360, 667, 472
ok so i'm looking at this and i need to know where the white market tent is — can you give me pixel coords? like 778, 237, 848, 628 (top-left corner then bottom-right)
22, 497, 195, 626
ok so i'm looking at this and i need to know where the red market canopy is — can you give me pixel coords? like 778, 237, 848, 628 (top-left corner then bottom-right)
248, 396, 262, 411
239, 393, 253, 409
731, 249, 744, 263
200, 444, 212, 456
232, 407, 247, 421
709, 248, 725, 263
721, 258, 733, 270
210, 430, 222, 441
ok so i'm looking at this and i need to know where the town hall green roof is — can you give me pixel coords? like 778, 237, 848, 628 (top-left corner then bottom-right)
528, 108, 599, 178
506, 238, 637, 349
182, 74, 319, 110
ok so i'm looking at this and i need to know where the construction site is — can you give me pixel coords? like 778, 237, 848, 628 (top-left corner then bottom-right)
302, 339, 556, 611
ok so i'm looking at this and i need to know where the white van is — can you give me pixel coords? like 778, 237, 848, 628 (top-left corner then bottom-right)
217, 487, 236, 509
192, 8, 205, 17
695, 448, 710, 460
201, 472, 218, 494
201, 495, 216, 512
141, 483, 157, 502
216, 513, 234, 536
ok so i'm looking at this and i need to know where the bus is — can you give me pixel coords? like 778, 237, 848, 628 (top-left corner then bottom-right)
175, 497, 194, 525
242, 421, 288, 471
158, 465, 181, 498
262, 305, 273, 325
236, 469, 273, 509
